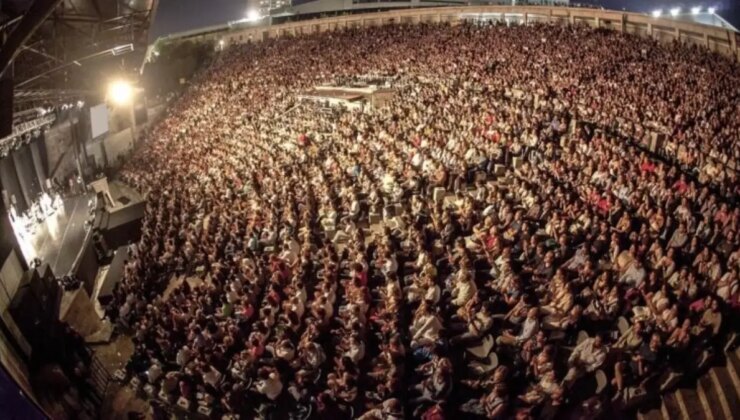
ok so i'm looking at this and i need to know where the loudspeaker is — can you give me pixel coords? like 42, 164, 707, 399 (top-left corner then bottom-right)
0, 78, 12, 138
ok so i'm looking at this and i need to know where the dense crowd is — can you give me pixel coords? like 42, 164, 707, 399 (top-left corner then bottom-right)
109, 20, 739, 419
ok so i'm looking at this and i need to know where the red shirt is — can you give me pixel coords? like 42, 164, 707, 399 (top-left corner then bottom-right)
640, 161, 655, 174
673, 180, 688, 194
485, 234, 498, 250
242, 304, 254, 319
355, 270, 368, 287
251, 343, 264, 359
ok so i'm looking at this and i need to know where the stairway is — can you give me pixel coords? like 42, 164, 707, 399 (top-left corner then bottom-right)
638, 346, 740, 420
89, 353, 113, 399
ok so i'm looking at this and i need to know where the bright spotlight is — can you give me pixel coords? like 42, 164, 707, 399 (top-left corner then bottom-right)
247, 9, 261, 21
669, 7, 681, 16
651, 9, 662, 17
707, 6, 716, 14
108, 80, 133, 105
691, 6, 701, 14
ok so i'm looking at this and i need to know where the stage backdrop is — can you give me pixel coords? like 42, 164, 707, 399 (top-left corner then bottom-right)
0, 156, 26, 213
11, 145, 41, 208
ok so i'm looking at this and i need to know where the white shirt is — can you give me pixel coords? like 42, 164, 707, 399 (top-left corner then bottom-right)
256, 373, 283, 400
569, 338, 606, 371
147, 364, 163, 383
452, 280, 476, 307
176, 347, 191, 366
517, 317, 539, 343
203, 367, 222, 387
383, 256, 398, 275
346, 341, 366, 363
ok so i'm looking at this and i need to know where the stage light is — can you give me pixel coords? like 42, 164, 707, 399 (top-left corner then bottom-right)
651, 9, 662, 17
108, 80, 133, 105
708, 6, 716, 14
247, 9, 261, 21
219, 39, 225, 46
669, 7, 681, 16
691, 6, 701, 14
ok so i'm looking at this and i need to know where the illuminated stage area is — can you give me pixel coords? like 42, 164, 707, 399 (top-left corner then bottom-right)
10, 193, 95, 277
8, 180, 144, 280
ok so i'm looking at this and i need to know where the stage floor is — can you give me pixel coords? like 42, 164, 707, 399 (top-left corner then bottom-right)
17, 193, 95, 278
15, 180, 145, 278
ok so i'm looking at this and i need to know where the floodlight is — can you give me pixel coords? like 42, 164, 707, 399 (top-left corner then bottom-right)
669, 7, 681, 16
691, 6, 701, 14
651, 9, 662, 17
108, 80, 133, 105
707, 6, 716, 14
247, 9, 261, 21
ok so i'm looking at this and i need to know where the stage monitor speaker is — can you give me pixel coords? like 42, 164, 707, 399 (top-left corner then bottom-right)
0, 78, 12, 138
97, 245, 128, 302
101, 200, 145, 249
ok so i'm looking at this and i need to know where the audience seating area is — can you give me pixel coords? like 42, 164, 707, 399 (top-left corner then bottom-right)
105, 19, 738, 419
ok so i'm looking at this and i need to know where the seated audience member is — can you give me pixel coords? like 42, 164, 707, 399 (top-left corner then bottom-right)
498, 308, 540, 348
563, 334, 607, 386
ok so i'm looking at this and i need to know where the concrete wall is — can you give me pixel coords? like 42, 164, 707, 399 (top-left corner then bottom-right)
102, 128, 134, 168
180, 6, 738, 60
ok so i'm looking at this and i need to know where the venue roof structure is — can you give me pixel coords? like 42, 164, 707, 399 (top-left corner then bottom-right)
0, 0, 157, 113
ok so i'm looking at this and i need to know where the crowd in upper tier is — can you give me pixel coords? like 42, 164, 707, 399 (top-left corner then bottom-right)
108, 20, 739, 419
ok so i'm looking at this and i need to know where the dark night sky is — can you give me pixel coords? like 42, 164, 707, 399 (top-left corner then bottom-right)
151, 0, 249, 39
577, 0, 740, 27
150, 0, 740, 39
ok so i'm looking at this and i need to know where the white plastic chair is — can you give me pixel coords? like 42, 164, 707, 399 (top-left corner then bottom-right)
466, 334, 494, 359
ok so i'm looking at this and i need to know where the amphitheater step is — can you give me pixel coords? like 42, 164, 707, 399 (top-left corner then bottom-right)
659, 398, 670, 420
708, 367, 738, 420
675, 387, 708, 420
729, 348, 740, 387
637, 407, 664, 420
662, 391, 683, 419
697, 373, 726, 420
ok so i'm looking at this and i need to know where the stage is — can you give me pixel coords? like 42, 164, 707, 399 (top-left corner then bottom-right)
13, 180, 145, 279
15, 193, 95, 278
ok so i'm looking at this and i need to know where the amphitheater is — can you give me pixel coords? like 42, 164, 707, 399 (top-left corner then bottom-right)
0, 3, 738, 420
